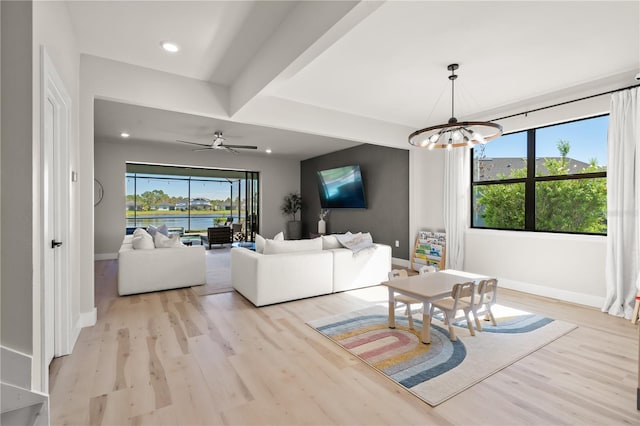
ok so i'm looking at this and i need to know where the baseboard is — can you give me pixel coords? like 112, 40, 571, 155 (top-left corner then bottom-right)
95, 253, 117, 260
498, 277, 605, 309
1, 346, 32, 389
76, 307, 97, 329
392, 257, 410, 268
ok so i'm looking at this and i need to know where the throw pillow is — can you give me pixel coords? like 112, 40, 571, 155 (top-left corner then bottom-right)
147, 225, 158, 237
154, 232, 184, 248
263, 237, 323, 255
255, 234, 266, 254
321, 235, 342, 250
336, 232, 375, 254
132, 231, 155, 250
157, 223, 169, 236
132, 227, 148, 237
256, 232, 285, 254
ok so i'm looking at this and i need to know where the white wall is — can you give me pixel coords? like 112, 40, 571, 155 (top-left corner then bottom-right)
94, 139, 300, 257
409, 147, 446, 256
410, 93, 611, 308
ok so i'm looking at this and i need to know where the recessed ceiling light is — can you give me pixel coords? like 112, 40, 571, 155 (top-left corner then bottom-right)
161, 41, 179, 53
120, 132, 130, 138
266, 149, 272, 154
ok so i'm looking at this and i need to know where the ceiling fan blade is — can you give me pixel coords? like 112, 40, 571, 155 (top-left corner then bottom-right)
177, 139, 211, 147
192, 147, 215, 152
223, 144, 258, 150
224, 146, 240, 154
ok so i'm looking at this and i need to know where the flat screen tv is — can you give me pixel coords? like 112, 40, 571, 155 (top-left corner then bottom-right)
316, 165, 366, 208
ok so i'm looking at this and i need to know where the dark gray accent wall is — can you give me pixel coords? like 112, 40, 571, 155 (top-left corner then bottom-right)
301, 144, 409, 259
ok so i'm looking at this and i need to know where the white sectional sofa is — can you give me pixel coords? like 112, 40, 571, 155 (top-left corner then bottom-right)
231, 234, 392, 306
118, 234, 206, 296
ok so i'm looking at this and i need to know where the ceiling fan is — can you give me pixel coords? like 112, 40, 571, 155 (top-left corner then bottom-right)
177, 131, 257, 153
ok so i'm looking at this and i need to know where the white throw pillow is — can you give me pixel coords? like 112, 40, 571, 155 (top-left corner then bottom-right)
255, 234, 266, 254
255, 232, 285, 254
132, 227, 148, 237
154, 232, 183, 248
263, 237, 323, 255
321, 235, 342, 250
132, 231, 155, 250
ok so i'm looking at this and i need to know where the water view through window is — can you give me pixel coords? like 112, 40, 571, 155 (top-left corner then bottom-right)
126, 164, 259, 238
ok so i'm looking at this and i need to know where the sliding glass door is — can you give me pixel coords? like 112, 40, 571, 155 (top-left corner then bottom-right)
125, 163, 259, 241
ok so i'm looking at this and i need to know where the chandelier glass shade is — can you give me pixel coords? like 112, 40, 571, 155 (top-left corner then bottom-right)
409, 64, 503, 150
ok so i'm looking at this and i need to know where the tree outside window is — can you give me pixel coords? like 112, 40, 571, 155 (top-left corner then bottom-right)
472, 115, 608, 235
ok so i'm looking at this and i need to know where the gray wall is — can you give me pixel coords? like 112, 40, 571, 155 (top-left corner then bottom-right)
95, 138, 301, 256
301, 144, 409, 259
1, 0, 33, 355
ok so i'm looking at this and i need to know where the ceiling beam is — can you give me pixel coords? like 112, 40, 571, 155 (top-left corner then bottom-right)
229, 1, 384, 117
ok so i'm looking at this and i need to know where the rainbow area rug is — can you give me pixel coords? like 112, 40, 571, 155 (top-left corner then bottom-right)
307, 305, 576, 406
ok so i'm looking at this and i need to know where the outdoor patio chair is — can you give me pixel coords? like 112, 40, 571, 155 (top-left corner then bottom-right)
200, 226, 232, 249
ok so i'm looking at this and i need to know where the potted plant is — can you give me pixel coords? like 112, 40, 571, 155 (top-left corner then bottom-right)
281, 192, 302, 239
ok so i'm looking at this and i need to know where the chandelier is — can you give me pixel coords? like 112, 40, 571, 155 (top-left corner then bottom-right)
409, 64, 503, 150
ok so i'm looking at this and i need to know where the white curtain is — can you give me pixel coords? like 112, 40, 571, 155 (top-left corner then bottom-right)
603, 87, 640, 318
444, 148, 470, 270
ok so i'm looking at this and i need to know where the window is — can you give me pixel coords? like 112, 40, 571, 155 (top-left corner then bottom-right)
126, 163, 260, 240
471, 115, 608, 235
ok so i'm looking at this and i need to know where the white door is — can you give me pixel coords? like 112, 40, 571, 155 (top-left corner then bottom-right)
40, 49, 72, 393
43, 97, 57, 367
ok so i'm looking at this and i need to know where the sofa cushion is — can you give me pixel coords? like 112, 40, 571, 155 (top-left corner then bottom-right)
336, 232, 376, 254
132, 231, 155, 250
154, 232, 184, 248
263, 237, 323, 255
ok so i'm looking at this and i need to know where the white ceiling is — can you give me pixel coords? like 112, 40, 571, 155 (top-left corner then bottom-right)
93, 99, 363, 159
70, 1, 640, 159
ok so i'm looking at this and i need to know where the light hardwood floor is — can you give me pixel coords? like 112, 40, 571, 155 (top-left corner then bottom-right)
49, 260, 640, 425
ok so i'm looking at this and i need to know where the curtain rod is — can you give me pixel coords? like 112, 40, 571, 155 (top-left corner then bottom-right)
490, 82, 640, 122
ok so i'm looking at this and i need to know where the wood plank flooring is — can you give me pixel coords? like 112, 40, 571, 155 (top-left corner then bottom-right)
49, 260, 640, 425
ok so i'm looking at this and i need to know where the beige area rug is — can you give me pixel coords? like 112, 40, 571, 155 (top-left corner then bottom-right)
191, 246, 234, 296
308, 304, 577, 406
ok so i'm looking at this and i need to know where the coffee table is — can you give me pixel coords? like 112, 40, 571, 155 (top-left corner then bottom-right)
382, 269, 488, 344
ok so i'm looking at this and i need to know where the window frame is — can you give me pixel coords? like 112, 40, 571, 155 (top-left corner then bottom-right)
470, 114, 608, 235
